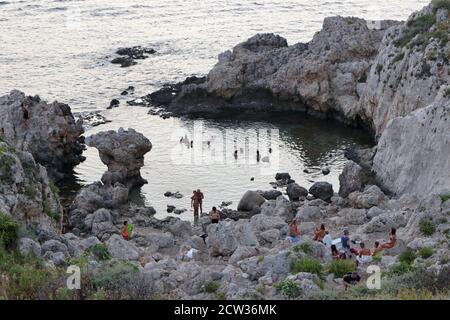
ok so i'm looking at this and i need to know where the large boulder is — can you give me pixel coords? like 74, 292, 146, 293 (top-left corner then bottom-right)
106, 234, 139, 260
237, 190, 266, 211
18, 238, 42, 257
206, 220, 258, 257
86, 128, 152, 189
309, 182, 334, 202
373, 95, 450, 197
348, 185, 387, 209
286, 183, 308, 201
339, 161, 364, 198
0, 90, 85, 180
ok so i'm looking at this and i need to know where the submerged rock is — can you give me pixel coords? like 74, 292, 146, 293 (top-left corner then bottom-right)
86, 128, 152, 189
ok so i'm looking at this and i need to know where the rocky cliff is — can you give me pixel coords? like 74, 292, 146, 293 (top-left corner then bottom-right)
0, 140, 62, 241
0, 90, 85, 180
373, 91, 450, 196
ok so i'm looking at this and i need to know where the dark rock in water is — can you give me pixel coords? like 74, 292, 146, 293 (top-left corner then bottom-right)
219, 201, 233, 209
108, 99, 120, 109
322, 167, 330, 175
174, 208, 187, 215
164, 191, 183, 199
78, 112, 112, 129
111, 56, 137, 68
143, 76, 207, 106
167, 205, 176, 213
303, 169, 310, 173
250, 177, 255, 181
275, 172, 291, 181
257, 190, 282, 200
116, 46, 156, 59
286, 183, 308, 201
127, 98, 146, 106
111, 46, 156, 68
121, 86, 135, 96
309, 182, 334, 202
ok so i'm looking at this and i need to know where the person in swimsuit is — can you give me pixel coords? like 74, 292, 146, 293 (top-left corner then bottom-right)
196, 189, 204, 214
191, 190, 200, 217
372, 241, 383, 256
209, 207, 221, 224
381, 228, 397, 249
313, 224, 326, 242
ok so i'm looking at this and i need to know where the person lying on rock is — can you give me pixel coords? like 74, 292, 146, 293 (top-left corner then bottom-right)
288, 219, 300, 244
355, 242, 373, 266
313, 224, 326, 242
343, 271, 361, 291
208, 206, 221, 224
381, 228, 397, 249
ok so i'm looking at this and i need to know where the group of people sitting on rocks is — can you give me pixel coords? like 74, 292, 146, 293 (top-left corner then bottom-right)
288, 218, 398, 266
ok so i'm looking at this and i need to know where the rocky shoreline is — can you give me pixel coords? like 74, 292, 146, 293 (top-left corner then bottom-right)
0, 1, 449, 300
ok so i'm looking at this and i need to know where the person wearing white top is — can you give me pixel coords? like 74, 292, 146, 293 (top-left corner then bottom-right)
322, 231, 332, 247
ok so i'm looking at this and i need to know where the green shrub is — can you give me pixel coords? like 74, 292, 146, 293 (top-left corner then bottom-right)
24, 184, 37, 199
419, 219, 436, 236
372, 253, 383, 263
91, 261, 138, 290
256, 256, 264, 263
439, 193, 450, 203
91, 244, 112, 261
276, 280, 301, 299
392, 52, 405, 64
204, 281, 219, 293
42, 199, 60, 222
399, 249, 417, 265
49, 182, 60, 195
386, 262, 413, 277
0, 213, 19, 248
431, 0, 450, 13
417, 247, 434, 259
394, 14, 435, 48
327, 259, 356, 278
376, 64, 383, 75
290, 257, 322, 275
292, 242, 313, 255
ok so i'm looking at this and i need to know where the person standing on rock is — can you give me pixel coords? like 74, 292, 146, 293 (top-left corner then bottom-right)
21, 102, 30, 129
197, 189, 204, 213
191, 190, 200, 218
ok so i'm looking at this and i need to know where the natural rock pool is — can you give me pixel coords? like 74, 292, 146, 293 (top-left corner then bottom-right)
74, 107, 374, 220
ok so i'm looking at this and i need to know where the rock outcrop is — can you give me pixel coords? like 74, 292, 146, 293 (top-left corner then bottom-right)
0, 90, 85, 180
373, 93, 450, 196
0, 140, 62, 240
86, 128, 152, 190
